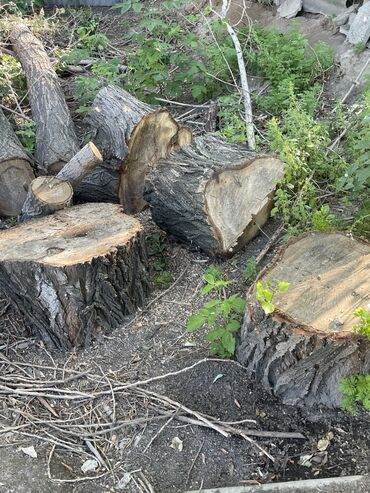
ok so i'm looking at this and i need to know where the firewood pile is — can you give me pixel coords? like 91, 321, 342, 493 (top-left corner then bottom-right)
0, 23, 285, 349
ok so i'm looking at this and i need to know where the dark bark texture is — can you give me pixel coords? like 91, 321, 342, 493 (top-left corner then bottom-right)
10, 24, 79, 173
144, 134, 284, 256
236, 233, 370, 408
0, 203, 150, 350
0, 109, 34, 217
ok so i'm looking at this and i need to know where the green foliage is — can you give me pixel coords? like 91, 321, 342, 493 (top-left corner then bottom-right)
0, 55, 27, 102
218, 94, 246, 144
145, 234, 172, 290
340, 374, 370, 413
243, 26, 334, 114
337, 91, 370, 194
76, 20, 109, 53
267, 93, 347, 234
256, 280, 290, 315
15, 120, 36, 154
311, 205, 335, 232
112, 0, 143, 13
244, 257, 259, 283
2, 0, 43, 14
352, 308, 370, 340
350, 200, 370, 239
187, 266, 245, 358
353, 42, 367, 55
74, 60, 124, 110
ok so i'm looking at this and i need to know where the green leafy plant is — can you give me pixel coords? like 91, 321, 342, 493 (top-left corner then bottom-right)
352, 308, 370, 340
145, 234, 172, 290
187, 266, 245, 357
311, 205, 335, 232
340, 374, 370, 413
0, 55, 27, 102
256, 280, 290, 315
112, 0, 143, 13
2, 0, 43, 13
244, 257, 259, 283
353, 42, 367, 55
15, 120, 36, 154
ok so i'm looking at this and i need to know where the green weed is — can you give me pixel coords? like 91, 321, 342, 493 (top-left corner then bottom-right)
352, 308, 370, 340
256, 280, 290, 315
15, 120, 36, 154
340, 374, 370, 413
244, 257, 259, 283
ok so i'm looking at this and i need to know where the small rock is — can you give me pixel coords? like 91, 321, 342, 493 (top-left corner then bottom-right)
277, 0, 302, 19
339, 24, 350, 35
347, 3, 370, 45
81, 458, 99, 474
170, 436, 183, 452
334, 11, 351, 27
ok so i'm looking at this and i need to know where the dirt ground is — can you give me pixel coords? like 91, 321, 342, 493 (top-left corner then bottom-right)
0, 215, 369, 493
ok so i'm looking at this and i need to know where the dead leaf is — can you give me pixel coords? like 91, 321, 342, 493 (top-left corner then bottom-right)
298, 454, 313, 467
21, 446, 37, 458
170, 437, 183, 452
81, 459, 99, 474
317, 438, 330, 451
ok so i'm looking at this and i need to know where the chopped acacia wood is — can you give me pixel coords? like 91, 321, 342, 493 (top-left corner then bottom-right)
20, 176, 73, 222
144, 134, 285, 256
0, 203, 150, 350
78, 85, 192, 212
10, 24, 79, 173
56, 142, 103, 189
0, 109, 34, 217
236, 233, 370, 408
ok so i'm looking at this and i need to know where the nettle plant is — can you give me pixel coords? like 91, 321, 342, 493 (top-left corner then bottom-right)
187, 266, 245, 358
340, 308, 370, 413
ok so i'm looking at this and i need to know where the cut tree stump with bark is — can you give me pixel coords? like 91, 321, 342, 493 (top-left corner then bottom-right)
56, 141, 103, 189
144, 134, 285, 256
0, 109, 34, 217
78, 85, 192, 212
10, 24, 79, 173
20, 176, 73, 222
0, 203, 150, 350
236, 232, 370, 408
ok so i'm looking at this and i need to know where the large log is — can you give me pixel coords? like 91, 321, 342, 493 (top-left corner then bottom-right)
78, 85, 192, 212
0, 109, 34, 217
56, 142, 103, 189
236, 233, 370, 408
144, 134, 285, 256
20, 176, 73, 222
0, 203, 150, 350
10, 24, 79, 174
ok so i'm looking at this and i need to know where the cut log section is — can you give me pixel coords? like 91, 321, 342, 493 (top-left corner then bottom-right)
236, 232, 370, 408
144, 134, 285, 256
20, 176, 73, 222
0, 203, 150, 350
0, 109, 34, 217
79, 85, 192, 212
56, 142, 103, 189
10, 24, 79, 173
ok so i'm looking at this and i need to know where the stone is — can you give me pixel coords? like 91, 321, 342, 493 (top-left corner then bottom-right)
277, 0, 302, 18
302, 0, 347, 16
348, 12, 358, 27
347, 3, 370, 44
334, 6, 356, 27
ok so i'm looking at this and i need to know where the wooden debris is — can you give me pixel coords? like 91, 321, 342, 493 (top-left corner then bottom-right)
237, 232, 370, 408
10, 24, 79, 173
144, 134, 285, 256
56, 142, 103, 189
20, 176, 73, 222
0, 203, 150, 349
0, 109, 34, 217
78, 85, 192, 212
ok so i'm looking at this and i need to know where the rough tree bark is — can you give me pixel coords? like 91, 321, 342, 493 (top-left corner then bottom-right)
236, 232, 370, 408
144, 134, 285, 256
20, 176, 73, 222
56, 142, 103, 189
0, 203, 150, 350
0, 109, 34, 217
78, 85, 192, 212
10, 24, 79, 173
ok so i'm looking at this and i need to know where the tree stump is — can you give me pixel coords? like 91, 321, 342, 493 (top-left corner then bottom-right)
0, 109, 34, 217
144, 134, 285, 256
10, 24, 79, 173
236, 233, 370, 408
0, 203, 150, 350
78, 85, 192, 212
20, 176, 73, 222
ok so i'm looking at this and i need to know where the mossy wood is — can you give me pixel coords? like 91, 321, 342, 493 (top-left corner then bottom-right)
0, 203, 150, 350
10, 24, 79, 173
236, 232, 370, 408
144, 134, 285, 256
79, 85, 192, 212
0, 109, 34, 217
